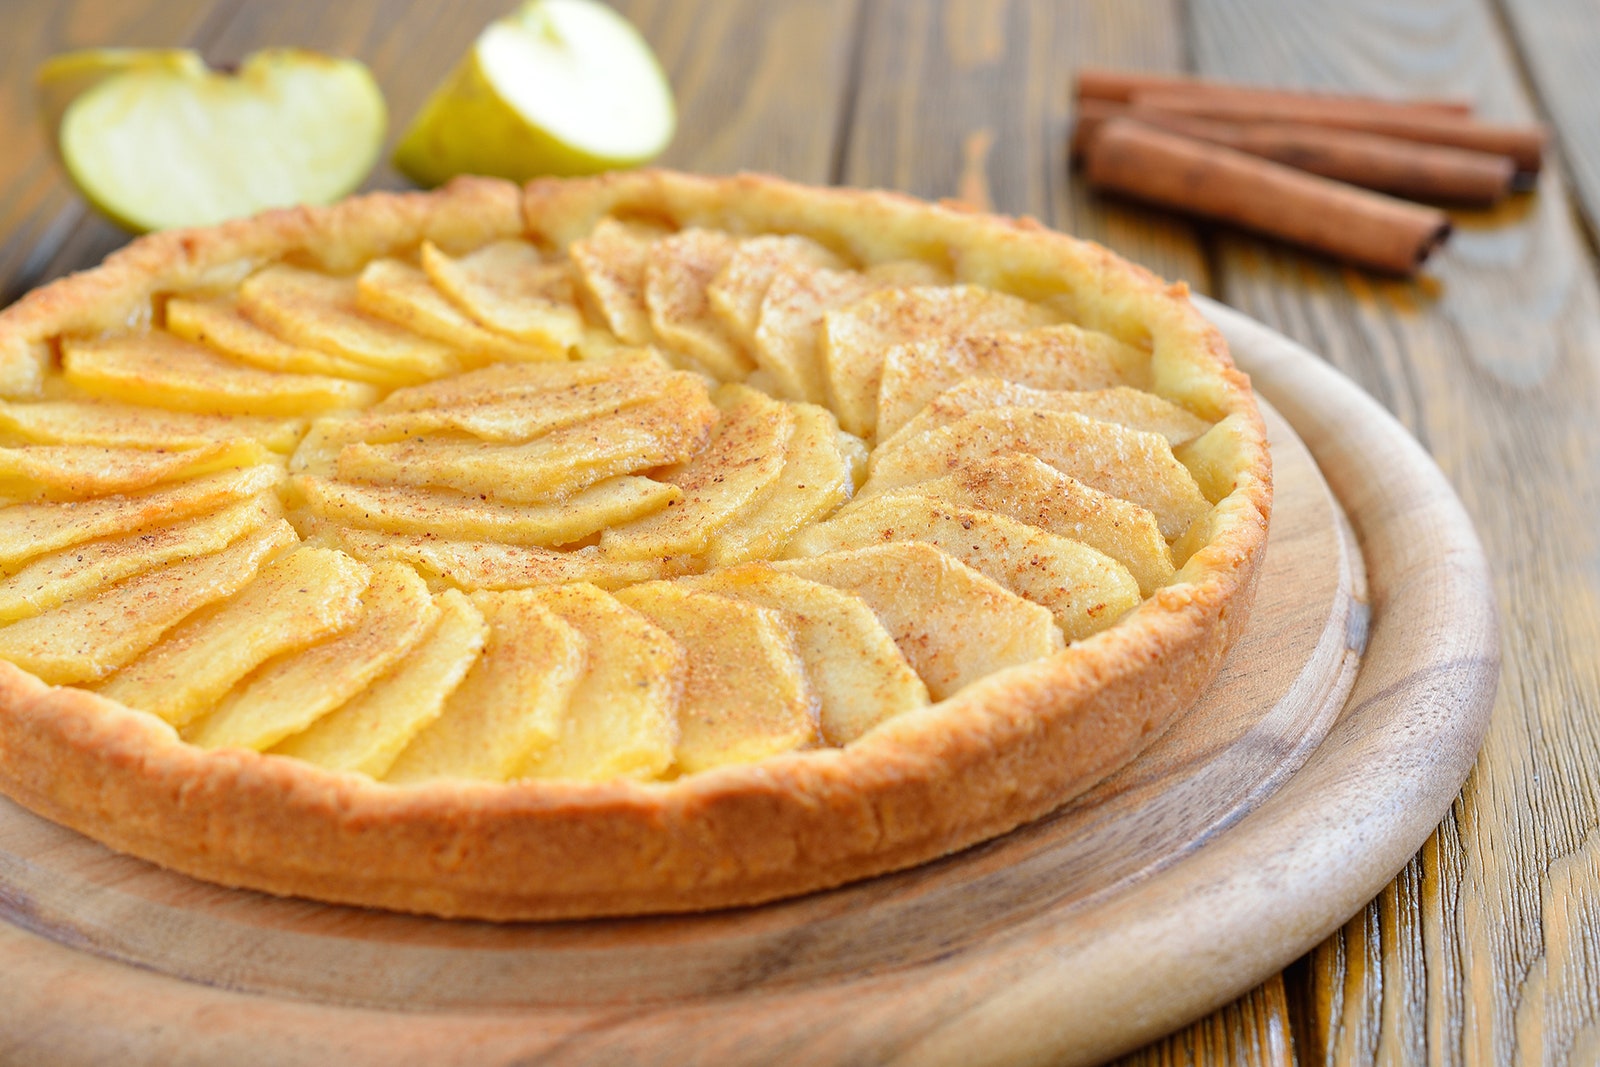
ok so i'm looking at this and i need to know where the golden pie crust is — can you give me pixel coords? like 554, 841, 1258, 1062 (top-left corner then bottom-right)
0, 171, 1270, 919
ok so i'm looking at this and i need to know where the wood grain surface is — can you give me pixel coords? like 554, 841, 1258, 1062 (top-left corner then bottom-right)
0, 0, 1581, 1062
1189, 2, 1600, 1062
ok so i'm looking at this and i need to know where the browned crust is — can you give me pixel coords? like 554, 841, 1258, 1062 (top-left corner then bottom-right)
0, 171, 1271, 920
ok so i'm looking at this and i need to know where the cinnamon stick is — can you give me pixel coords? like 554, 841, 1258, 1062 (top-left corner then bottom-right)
1072, 100, 1516, 206
1131, 89, 1546, 175
1083, 119, 1451, 275
1075, 68, 1474, 117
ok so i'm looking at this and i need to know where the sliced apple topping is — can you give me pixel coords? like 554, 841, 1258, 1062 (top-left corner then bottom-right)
863, 409, 1210, 539
373, 356, 661, 412
0, 519, 295, 686
0, 492, 280, 622
0, 399, 303, 453
385, 589, 586, 783
822, 285, 1058, 439
706, 401, 860, 566
273, 589, 488, 778
312, 368, 688, 446
0, 464, 281, 570
97, 547, 370, 727
419, 239, 584, 353
331, 527, 684, 591
775, 543, 1062, 701
601, 384, 793, 559
0, 200, 1244, 789
238, 265, 461, 384
335, 372, 716, 503
63, 333, 379, 415
613, 581, 816, 773
0, 439, 271, 503
295, 474, 679, 545
570, 217, 667, 345
881, 380, 1211, 453
644, 229, 751, 379
683, 565, 928, 745
186, 561, 437, 751
166, 297, 400, 385
520, 583, 681, 781
892, 455, 1175, 596
753, 264, 879, 404
874, 323, 1153, 438
357, 258, 562, 364
707, 234, 845, 347
788, 495, 1141, 641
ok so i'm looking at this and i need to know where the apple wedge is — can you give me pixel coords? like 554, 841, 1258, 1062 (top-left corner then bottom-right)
393, 0, 674, 186
54, 48, 384, 232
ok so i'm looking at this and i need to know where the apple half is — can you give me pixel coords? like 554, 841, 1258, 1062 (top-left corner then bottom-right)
394, 0, 676, 187
50, 48, 385, 233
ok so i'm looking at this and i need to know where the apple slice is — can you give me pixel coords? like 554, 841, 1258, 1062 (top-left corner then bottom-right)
393, 0, 674, 186
54, 48, 384, 232
774, 543, 1062, 702
186, 561, 437, 751
272, 589, 488, 779
384, 590, 587, 783
613, 582, 816, 774
645, 229, 752, 379
96, 547, 371, 728
681, 566, 929, 745
0, 398, 303, 453
519, 583, 682, 781
880, 380, 1211, 454
0, 519, 295, 686
787, 494, 1142, 641
331, 527, 684, 591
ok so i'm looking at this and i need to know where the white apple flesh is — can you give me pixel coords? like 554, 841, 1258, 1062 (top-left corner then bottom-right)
58, 49, 385, 233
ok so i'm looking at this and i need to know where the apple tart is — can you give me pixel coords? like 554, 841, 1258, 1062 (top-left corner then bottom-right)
0, 171, 1270, 919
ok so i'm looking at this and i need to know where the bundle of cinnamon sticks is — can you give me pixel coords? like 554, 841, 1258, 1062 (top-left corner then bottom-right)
1072, 69, 1548, 275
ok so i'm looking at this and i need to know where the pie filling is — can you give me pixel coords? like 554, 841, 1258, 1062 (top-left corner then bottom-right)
0, 191, 1233, 789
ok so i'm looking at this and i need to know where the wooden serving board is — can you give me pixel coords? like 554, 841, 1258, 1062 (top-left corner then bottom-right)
0, 303, 1497, 1066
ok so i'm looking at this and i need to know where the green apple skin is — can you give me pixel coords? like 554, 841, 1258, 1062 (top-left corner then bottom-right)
394, 0, 675, 188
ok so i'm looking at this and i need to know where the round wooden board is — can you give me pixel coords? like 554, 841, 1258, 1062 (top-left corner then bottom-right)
0, 302, 1497, 1067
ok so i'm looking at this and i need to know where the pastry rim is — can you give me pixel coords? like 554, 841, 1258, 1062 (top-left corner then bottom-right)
0, 170, 1271, 920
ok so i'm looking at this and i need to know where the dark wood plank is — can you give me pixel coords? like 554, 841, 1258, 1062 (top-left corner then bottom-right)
618, 0, 861, 182
1189, 0, 1600, 1061
0, 0, 226, 306
1498, 0, 1600, 242
841, 0, 1208, 288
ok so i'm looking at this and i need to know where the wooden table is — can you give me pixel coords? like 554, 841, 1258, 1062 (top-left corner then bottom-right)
0, 1, 1593, 1063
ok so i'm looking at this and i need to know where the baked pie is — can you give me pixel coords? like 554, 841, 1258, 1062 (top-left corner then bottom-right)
0, 171, 1270, 919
